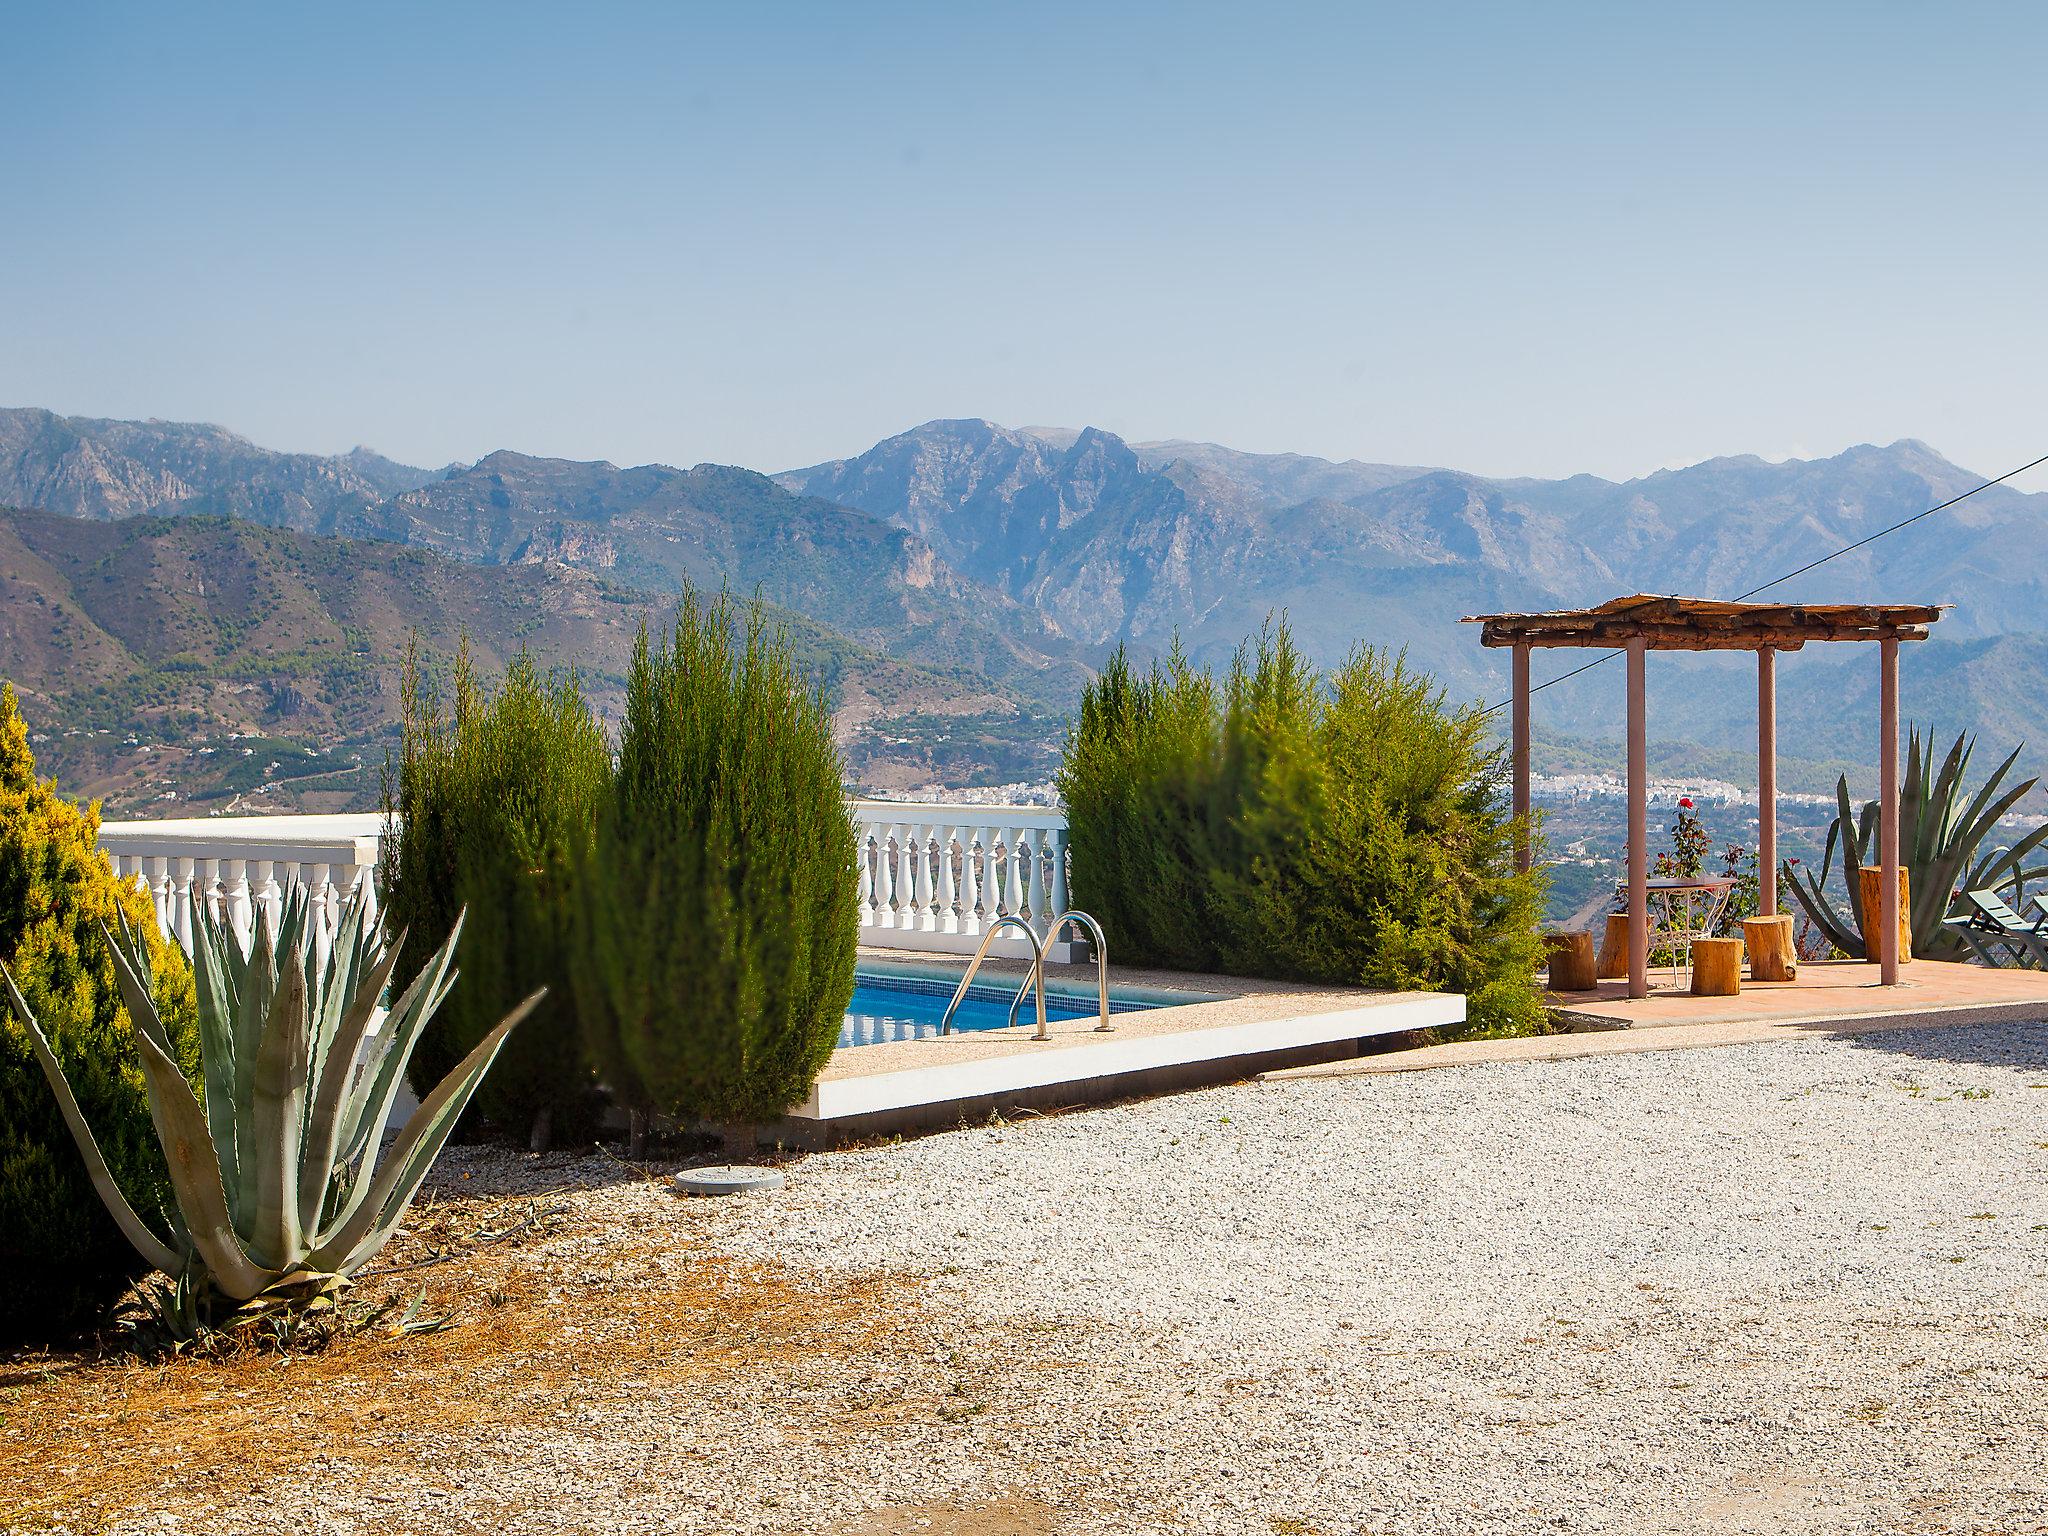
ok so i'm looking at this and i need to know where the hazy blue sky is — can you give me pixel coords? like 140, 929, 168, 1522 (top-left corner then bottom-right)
6, 1, 2045, 484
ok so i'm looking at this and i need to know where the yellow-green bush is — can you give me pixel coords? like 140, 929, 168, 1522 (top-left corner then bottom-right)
0, 684, 200, 1341
1058, 626, 1547, 1037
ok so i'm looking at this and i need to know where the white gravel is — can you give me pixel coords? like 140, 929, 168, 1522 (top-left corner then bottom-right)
690, 1022, 2048, 1533
78, 1021, 2048, 1536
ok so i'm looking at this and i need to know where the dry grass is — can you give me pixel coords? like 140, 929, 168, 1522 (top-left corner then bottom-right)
0, 1168, 960, 1533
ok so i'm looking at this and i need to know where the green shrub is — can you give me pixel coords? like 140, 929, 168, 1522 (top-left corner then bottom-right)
572, 593, 858, 1136
1057, 624, 1547, 1037
0, 683, 200, 1342
379, 641, 608, 1152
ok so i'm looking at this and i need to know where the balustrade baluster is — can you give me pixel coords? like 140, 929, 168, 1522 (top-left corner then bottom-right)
221, 859, 252, 949
957, 828, 981, 934
872, 827, 895, 928
936, 824, 959, 934
250, 860, 279, 942
855, 827, 876, 928
309, 863, 334, 972
332, 863, 361, 956
1048, 825, 1071, 923
909, 822, 934, 931
892, 823, 914, 929
356, 863, 380, 939
143, 857, 170, 941
170, 859, 195, 952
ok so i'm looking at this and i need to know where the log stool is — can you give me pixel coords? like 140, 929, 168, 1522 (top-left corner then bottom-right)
1690, 937, 1743, 996
1545, 930, 1598, 992
1596, 913, 1631, 979
1743, 914, 1797, 981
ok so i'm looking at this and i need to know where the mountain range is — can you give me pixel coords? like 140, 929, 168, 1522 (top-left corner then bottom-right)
5, 403, 2048, 807
0, 505, 1057, 811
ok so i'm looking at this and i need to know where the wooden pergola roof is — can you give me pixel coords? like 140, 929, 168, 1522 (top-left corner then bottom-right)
1465, 593, 1946, 651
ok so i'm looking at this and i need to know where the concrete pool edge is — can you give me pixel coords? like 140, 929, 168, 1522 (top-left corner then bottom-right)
773, 949, 1466, 1142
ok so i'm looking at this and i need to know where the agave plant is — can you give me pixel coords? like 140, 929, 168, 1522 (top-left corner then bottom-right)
1, 881, 538, 1327
1784, 728, 2048, 960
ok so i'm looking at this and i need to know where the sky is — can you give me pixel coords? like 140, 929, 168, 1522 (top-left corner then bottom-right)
6, 1, 2047, 485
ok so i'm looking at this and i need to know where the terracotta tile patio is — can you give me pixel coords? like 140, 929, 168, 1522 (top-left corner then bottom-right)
1548, 957, 2048, 1029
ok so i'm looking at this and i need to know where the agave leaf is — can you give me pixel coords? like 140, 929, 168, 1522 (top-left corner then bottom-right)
313, 989, 543, 1276
1, 961, 185, 1276
235, 899, 277, 1206
1927, 733, 1971, 848
303, 892, 367, 1149
297, 928, 405, 1238
1834, 777, 1870, 948
1899, 729, 1927, 869
1783, 862, 1861, 956
184, 890, 245, 1222
330, 916, 465, 1188
104, 911, 175, 1060
100, 938, 275, 1299
246, 956, 311, 1272
1955, 758, 2034, 855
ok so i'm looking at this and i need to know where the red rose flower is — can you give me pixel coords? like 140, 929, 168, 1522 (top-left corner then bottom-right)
1678, 797, 1694, 809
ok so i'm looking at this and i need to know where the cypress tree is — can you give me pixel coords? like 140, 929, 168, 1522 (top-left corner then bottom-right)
573, 592, 857, 1141
380, 639, 609, 1151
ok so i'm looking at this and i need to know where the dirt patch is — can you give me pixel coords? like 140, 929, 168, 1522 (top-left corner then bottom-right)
0, 1165, 987, 1533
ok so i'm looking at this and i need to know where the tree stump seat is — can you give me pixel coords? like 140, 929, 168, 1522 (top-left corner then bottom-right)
1596, 912, 1631, 979
1742, 914, 1797, 981
1690, 937, 1743, 996
1545, 930, 1598, 992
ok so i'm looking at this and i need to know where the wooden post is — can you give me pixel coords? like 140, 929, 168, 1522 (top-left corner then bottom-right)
1512, 642, 1531, 873
1627, 637, 1649, 999
1859, 867, 1911, 965
1880, 634, 1901, 985
1758, 646, 1776, 917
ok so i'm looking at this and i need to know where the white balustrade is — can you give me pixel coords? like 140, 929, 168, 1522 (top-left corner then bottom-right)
98, 814, 384, 962
97, 800, 1079, 964
846, 801, 1077, 961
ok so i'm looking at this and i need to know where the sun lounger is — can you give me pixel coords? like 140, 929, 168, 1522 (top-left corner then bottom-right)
1943, 889, 2048, 968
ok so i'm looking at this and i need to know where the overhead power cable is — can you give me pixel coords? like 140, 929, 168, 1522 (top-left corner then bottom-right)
1476, 449, 2048, 720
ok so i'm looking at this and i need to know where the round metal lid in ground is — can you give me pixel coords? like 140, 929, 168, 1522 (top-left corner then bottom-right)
672, 1165, 788, 1197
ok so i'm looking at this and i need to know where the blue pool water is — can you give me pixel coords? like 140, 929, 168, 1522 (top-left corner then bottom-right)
839, 971, 1168, 1049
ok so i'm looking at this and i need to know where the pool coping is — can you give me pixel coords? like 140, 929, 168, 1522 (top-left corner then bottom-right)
776, 948, 1465, 1140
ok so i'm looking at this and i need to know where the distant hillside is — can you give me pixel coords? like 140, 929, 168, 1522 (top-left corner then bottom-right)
0, 406, 437, 527
0, 508, 1062, 812
783, 419, 2048, 762
0, 408, 1093, 712
15, 403, 2048, 801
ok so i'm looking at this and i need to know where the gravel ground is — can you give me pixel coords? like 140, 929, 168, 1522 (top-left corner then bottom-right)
35, 1021, 2048, 1536
697, 1021, 2048, 1534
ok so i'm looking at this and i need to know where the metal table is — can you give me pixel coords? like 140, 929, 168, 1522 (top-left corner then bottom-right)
1643, 876, 1737, 987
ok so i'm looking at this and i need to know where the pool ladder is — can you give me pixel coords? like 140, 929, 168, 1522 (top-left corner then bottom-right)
937, 911, 1112, 1042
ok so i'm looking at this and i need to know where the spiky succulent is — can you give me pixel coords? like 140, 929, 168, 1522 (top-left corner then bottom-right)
2, 881, 537, 1317
1785, 727, 2048, 959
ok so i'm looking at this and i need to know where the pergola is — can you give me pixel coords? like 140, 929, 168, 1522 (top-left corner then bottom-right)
1465, 594, 1946, 999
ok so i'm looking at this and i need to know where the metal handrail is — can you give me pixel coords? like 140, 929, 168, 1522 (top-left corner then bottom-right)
937, 915, 1042, 1037
937, 911, 1114, 1043
1006, 911, 1113, 1041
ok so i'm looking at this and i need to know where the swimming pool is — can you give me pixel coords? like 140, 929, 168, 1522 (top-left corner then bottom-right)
839, 968, 1204, 1049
